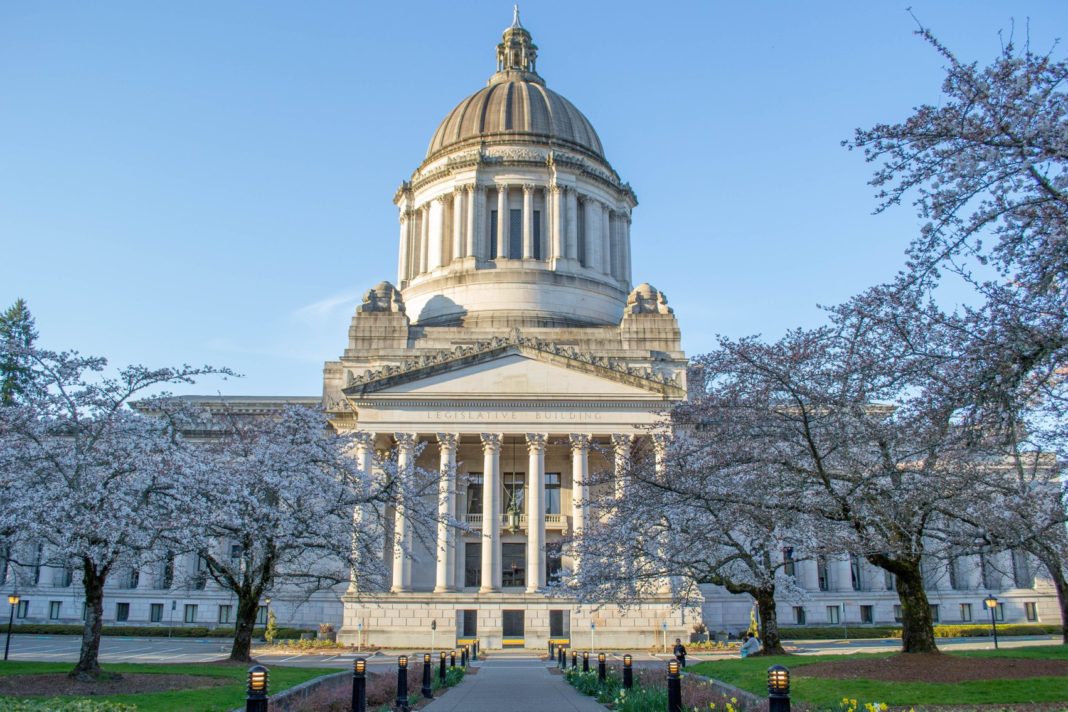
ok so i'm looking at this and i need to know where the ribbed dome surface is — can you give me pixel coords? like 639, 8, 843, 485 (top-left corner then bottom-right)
426, 78, 604, 160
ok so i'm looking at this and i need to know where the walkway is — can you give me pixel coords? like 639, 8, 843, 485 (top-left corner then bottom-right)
424, 652, 607, 711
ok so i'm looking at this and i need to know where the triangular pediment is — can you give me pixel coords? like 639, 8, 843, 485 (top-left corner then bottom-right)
341, 331, 684, 400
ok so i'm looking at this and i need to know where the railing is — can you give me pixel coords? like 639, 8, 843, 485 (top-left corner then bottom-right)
461, 513, 569, 530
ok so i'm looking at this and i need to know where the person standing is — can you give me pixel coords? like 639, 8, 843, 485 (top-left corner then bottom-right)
673, 638, 687, 668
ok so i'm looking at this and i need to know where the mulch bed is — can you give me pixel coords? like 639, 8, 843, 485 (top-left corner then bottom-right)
799, 653, 1068, 683
0, 673, 230, 697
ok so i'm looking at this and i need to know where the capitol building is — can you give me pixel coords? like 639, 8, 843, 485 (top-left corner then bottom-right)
2, 10, 1057, 648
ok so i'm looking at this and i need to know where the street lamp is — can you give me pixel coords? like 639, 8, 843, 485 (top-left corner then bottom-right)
985, 595, 1000, 650
4, 594, 20, 661
667, 659, 682, 712
246, 664, 269, 712
396, 655, 409, 711
352, 658, 367, 712
768, 665, 791, 712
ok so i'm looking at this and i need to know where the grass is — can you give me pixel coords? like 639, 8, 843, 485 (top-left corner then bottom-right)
689, 647, 1068, 708
0, 661, 337, 712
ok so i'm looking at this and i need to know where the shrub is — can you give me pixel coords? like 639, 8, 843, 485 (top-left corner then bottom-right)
0, 702, 138, 712
264, 611, 279, 643
6, 623, 307, 639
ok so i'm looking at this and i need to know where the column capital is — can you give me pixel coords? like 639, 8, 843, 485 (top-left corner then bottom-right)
549, 183, 562, 194
436, 432, 459, 450
480, 432, 503, 451
398, 210, 412, 224
522, 183, 536, 194
434, 194, 449, 204
525, 433, 548, 451
610, 433, 634, 453
569, 433, 592, 452
462, 183, 476, 193
352, 431, 375, 449
394, 432, 418, 449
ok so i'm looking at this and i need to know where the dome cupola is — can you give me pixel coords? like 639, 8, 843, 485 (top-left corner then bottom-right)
393, 8, 638, 328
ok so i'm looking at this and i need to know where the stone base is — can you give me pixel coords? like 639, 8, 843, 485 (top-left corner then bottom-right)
339, 590, 701, 650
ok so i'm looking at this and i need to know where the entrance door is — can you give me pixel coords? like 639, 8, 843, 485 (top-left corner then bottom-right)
502, 609, 524, 647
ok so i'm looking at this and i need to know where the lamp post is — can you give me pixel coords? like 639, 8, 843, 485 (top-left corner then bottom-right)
351, 658, 367, 712
421, 653, 433, 699
661, 621, 668, 652
985, 595, 1000, 650
667, 659, 682, 712
768, 665, 791, 712
246, 664, 269, 712
597, 652, 606, 683
622, 654, 633, 689
396, 655, 409, 711
4, 594, 20, 661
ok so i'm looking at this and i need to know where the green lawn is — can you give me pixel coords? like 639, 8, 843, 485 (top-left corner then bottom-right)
0, 661, 338, 712
689, 647, 1068, 709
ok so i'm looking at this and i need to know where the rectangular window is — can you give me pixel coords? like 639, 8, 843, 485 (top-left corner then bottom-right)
960, 603, 973, 622
161, 553, 175, 589
116, 602, 130, 622
533, 209, 542, 259
948, 558, 960, 590
885, 570, 896, 591
193, 556, 209, 590
464, 542, 482, 588
48, 601, 61, 620
816, 556, 829, 592
257, 606, 268, 625
893, 605, 902, 623
218, 605, 233, 624
183, 604, 198, 624
546, 542, 562, 584
793, 606, 806, 625
826, 605, 840, 624
502, 609, 524, 639
576, 201, 586, 265
1012, 551, 1035, 588
782, 548, 795, 577
466, 475, 483, 515
502, 543, 525, 588
16, 600, 28, 619
509, 209, 522, 258
850, 555, 863, 591
150, 603, 163, 623
929, 604, 940, 622
860, 605, 874, 624
549, 610, 570, 638
489, 211, 498, 259
1025, 602, 1038, 622
995, 602, 1005, 621
461, 609, 477, 637
53, 567, 73, 588
545, 473, 561, 515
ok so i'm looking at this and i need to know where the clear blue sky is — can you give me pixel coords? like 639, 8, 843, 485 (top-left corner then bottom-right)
2, 1, 1065, 396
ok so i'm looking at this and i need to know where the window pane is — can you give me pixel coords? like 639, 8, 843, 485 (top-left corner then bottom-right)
533, 210, 542, 259
489, 211, 498, 259
960, 603, 972, 622
464, 542, 481, 588
116, 603, 129, 622
502, 543, 525, 587
467, 475, 483, 515
545, 473, 561, 515
503, 473, 525, 512
509, 209, 522, 258
150, 603, 163, 623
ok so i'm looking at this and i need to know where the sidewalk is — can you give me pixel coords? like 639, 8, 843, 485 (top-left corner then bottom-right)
424, 652, 607, 711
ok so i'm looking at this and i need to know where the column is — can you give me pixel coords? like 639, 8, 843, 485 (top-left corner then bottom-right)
833, 555, 853, 592
611, 433, 632, 499
551, 185, 564, 261
348, 431, 375, 592
480, 433, 502, 592
569, 434, 591, 572
865, 560, 887, 592
419, 205, 430, 274
652, 433, 669, 478
451, 190, 464, 261
476, 186, 489, 259
522, 184, 534, 258
391, 433, 416, 593
584, 200, 601, 271
397, 211, 410, 285
621, 213, 632, 284
465, 185, 476, 258
961, 555, 982, 589
799, 558, 820, 592
525, 434, 546, 592
496, 186, 508, 258
600, 203, 612, 275
565, 188, 578, 260
428, 197, 445, 270
435, 434, 458, 592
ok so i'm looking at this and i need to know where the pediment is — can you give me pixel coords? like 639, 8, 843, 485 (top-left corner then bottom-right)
341, 331, 684, 401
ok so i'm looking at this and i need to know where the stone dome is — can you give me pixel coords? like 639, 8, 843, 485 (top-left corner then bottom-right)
426, 79, 605, 160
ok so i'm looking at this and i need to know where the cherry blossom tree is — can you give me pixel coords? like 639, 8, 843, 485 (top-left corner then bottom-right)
568, 435, 810, 655
176, 404, 443, 662
0, 346, 229, 680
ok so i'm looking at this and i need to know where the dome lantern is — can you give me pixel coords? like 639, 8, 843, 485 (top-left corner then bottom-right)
493, 5, 541, 84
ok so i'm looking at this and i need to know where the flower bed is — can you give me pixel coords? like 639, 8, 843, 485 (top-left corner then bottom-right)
564, 665, 757, 711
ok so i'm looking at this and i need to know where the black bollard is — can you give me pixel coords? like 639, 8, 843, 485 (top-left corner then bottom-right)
246, 664, 268, 712
558, 647, 564, 668
768, 665, 791, 712
667, 659, 682, 712
422, 653, 433, 699
597, 652, 606, 683
351, 658, 367, 712
549, 640, 554, 658
622, 654, 633, 689
439, 651, 447, 684
571, 650, 577, 669
450, 649, 456, 668
396, 656, 409, 711
582, 651, 589, 672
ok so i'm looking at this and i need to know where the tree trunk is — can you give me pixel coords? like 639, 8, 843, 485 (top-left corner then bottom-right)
70, 561, 115, 680
1032, 546, 1068, 645
755, 588, 786, 655
229, 591, 260, 662
894, 559, 939, 653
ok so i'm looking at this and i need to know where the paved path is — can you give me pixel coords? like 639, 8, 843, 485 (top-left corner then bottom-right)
424, 652, 606, 711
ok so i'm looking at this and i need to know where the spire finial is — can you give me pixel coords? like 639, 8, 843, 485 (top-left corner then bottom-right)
512, 4, 522, 29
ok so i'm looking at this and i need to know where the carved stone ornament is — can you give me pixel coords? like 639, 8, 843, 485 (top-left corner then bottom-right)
358, 281, 406, 314
625, 283, 674, 315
